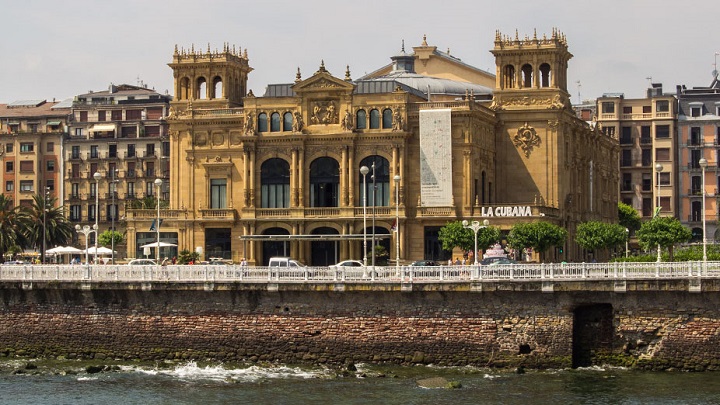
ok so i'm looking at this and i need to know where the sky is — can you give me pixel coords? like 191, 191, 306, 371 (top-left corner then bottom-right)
2, 1, 719, 105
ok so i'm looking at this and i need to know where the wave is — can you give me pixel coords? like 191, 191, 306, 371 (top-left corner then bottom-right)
121, 362, 334, 383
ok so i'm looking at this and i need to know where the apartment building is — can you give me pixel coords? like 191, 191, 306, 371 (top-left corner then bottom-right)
676, 77, 720, 242
0, 99, 70, 208
597, 84, 677, 219
65, 84, 170, 254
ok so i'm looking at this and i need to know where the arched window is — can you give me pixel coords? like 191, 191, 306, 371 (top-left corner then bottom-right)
382, 109, 393, 129
180, 77, 190, 100
503, 65, 515, 89
261, 158, 290, 208
310, 157, 339, 207
212, 76, 223, 99
257, 113, 268, 132
270, 112, 281, 132
359, 155, 390, 207
521, 64, 533, 88
283, 112, 293, 131
356, 110, 367, 129
369, 109, 380, 129
539, 63, 551, 87
197, 77, 207, 99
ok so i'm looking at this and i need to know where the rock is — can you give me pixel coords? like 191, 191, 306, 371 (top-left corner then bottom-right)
417, 377, 449, 388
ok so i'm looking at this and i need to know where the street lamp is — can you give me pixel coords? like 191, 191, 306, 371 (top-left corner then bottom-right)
462, 219, 490, 265
699, 157, 708, 264
371, 162, 376, 268
75, 224, 98, 278
93, 172, 102, 265
655, 163, 663, 262
360, 165, 369, 266
42, 187, 49, 264
625, 227, 629, 258
394, 174, 400, 271
110, 169, 119, 265
154, 178, 163, 272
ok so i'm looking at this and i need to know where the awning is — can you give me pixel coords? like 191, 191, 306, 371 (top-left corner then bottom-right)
46, 121, 61, 126
90, 124, 117, 132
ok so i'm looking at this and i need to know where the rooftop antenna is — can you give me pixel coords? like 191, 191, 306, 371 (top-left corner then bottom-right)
646, 76, 652, 87
713, 52, 719, 77
575, 80, 581, 104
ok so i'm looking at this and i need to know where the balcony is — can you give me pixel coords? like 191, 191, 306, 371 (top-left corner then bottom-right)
639, 137, 652, 145
199, 209, 238, 221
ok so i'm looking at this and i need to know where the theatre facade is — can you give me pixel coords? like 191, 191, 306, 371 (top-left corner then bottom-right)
124, 31, 619, 265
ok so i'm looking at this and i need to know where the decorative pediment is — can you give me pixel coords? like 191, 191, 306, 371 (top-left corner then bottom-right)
202, 156, 233, 175
292, 71, 355, 95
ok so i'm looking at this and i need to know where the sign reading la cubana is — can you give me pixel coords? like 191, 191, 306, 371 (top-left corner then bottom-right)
481, 206, 533, 217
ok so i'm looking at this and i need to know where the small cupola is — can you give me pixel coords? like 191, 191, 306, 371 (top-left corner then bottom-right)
390, 40, 415, 73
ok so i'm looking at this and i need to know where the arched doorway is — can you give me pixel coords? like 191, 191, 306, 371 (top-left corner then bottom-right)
310, 157, 339, 207
311, 227, 339, 266
261, 227, 290, 266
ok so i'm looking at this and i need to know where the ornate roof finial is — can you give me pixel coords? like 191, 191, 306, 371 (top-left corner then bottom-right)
422, 34, 428, 46
515, 29, 519, 41
317, 60, 328, 74
243, 48, 248, 59
207, 43, 211, 54
447, 48, 450, 55
401, 39, 405, 53
295, 67, 302, 83
345, 65, 352, 81
533, 29, 537, 41
174, 44, 179, 55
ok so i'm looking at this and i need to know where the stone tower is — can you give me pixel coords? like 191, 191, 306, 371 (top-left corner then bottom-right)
167, 43, 252, 109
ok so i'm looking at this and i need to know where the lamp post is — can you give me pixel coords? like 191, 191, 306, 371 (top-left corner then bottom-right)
75, 224, 97, 278
110, 169, 118, 265
42, 187, 49, 264
93, 172, 101, 265
394, 174, 400, 271
699, 157, 708, 264
625, 227, 629, 258
655, 163, 663, 262
154, 178, 163, 272
371, 162, 376, 268
462, 219, 490, 265
360, 166, 369, 266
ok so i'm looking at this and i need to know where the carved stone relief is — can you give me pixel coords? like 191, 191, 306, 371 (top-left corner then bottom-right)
310, 101, 338, 125
513, 122, 541, 158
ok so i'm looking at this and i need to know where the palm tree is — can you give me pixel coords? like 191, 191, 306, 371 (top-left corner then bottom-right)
0, 194, 26, 261
21, 193, 74, 263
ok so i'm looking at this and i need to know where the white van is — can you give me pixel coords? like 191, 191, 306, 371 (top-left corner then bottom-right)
268, 257, 306, 267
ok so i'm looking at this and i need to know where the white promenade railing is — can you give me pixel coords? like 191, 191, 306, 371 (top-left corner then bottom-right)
0, 261, 719, 283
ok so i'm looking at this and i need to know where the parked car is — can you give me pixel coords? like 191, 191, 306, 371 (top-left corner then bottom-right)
482, 257, 517, 266
127, 259, 157, 266
410, 260, 440, 266
330, 260, 365, 269
267, 257, 306, 267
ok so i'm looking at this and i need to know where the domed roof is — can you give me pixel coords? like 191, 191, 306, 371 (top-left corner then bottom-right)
359, 70, 493, 98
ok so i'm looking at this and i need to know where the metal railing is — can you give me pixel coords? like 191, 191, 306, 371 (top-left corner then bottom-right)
1, 261, 718, 284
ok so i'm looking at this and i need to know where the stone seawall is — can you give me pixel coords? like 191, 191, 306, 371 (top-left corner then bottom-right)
1, 281, 720, 370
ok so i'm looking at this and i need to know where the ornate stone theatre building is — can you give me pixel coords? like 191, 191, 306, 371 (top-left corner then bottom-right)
124, 31, 618, 265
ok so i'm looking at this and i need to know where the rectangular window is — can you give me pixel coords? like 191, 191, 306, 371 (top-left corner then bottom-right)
621, 150, 632, 167
5, 161, 13, 172
146, 181, 155, 197
656, 125, 670, 138
659, 172, 670, 186
146, 161, 155, 178
98, 111, 106, 121
127, 144, 136, 158
90, 182, 97, 198
19, 161, 33, 173
46, 179, 55, 191
46, 142, 54, 153
656, 100, 669, 112
126, 109, 142, 120
71, 183, 79, 198
127, 162, 136, 178
90, 163, 98, 175
690, 127, 702, 145
70, 205, 81, 221
655, 148, 670, 161
29, 123, 38, 133
5, 144, 12, 153
20, 143, 34, 153
75, 128, 83, 137
642, 198, 652, 217
5, 181, 13, 192
71, 164, 80, 179
147, 107, 163, 120
601, 102, 615, 114
145, 144, 155, 157
162, 141, 170, 158
641, 149, 651, 166
622, 173, 632, 192
127, 182, 135, 198
144, 126, 160, 137
640, 126, 651, 143
622, 106, 632, 114
71, 145, 80, 159
47, 160, 55, 172
641, 174, 651, 191
79, 111, 88, 122
90, 145, 99, 159
109, 144, 117, 158
111, 110, 122, 121
620, 127, 632, 144
88, 204, 96, 221
19, 180, 33, 192
691, 150, 701, 169
642, 105, 651, 114
660, 196, 671, 211
691, 106, 702, 117
210, 179, 227, 209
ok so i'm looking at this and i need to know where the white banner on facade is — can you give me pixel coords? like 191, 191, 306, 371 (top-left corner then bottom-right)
419, 109, 452, 206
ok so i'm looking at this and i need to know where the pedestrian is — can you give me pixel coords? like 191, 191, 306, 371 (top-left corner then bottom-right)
171, 256, 177, 265
240, 257, 247, 267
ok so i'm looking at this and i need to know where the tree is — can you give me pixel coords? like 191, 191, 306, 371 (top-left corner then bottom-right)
178, 249, 200, 264
438, 220, 500, 254
98, 230, 124, 248
618, 202, 642, 233
0, 194, 26, 260
506, 221, 567, 262
636, 217, 692, 261
21, 194, 74, 263
575, 221, 627, 259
